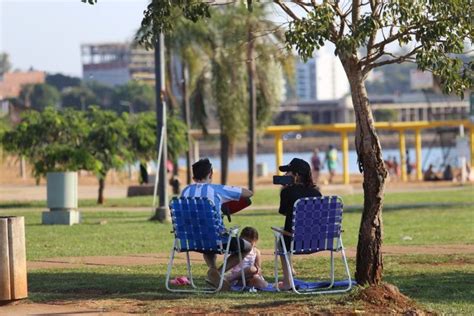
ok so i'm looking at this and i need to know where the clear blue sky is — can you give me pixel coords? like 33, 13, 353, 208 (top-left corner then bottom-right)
0, 0, 149, 77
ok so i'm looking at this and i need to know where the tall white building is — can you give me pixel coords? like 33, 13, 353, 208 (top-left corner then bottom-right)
291, 52, 349, 101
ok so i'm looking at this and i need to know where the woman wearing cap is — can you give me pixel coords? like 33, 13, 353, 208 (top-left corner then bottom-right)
277, 158, 322, 290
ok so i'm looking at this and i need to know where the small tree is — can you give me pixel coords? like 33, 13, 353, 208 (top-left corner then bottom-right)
113, 81, 156, 114
85, 106, 131, 204
61, 85, 97, 111
17, 83, 60, 111
1, 107, 94, 181
127, 111, 189, 174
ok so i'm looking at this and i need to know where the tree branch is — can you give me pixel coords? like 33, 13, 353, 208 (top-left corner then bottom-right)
363, 45, 422, 74
274, 1, 301, 21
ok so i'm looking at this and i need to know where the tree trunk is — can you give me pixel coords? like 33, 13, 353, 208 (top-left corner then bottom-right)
342, 58, 387, 285
97, 177, 105, 204
220, 133, 229, 185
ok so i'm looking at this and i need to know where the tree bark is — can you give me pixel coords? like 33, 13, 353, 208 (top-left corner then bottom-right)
341, 57, 387, 285
220, 133, 229, 185
98, 177, 105, 204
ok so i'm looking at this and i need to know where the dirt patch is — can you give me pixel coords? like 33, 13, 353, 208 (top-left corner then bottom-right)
355, 283, 430, 315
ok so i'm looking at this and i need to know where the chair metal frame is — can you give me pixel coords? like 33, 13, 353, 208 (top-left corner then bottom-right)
272, 196, 352, 295
165, 196, 246, 293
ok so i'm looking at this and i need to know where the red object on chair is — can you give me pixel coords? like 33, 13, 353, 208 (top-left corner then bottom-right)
222, 197, 252, 214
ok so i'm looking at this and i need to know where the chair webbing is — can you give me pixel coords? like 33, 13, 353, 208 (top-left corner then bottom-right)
170, 197, 226, 252
292, 196, 343, 254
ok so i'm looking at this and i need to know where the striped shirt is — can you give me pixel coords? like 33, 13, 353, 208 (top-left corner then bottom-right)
181, 183, 242, 212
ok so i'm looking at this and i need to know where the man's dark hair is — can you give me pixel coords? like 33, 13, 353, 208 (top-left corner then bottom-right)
192, 158, 212, 180
240, 226, 258, 242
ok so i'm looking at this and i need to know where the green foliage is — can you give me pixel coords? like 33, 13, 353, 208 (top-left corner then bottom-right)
166, 113, 188, 162
61, 85, 97, 110
291, 113, 312, 125
85, 106, 131, 179
1, 107, 95, 179
18, 83, 60, 111
373, 109, 399, 122
46, 73, 82, 92
0, 52, 11, 75
113, 81, 155, 113
127, 111, 188, 164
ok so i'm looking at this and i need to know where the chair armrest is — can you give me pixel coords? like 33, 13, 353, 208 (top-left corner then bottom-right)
226, 226, 240, 236
271, 226, 293, 237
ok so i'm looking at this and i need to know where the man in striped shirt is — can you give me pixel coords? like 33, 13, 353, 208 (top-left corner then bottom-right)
181, 158, 253, 290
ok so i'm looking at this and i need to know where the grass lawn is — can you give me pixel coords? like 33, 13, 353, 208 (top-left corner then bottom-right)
1, 186, 473, 313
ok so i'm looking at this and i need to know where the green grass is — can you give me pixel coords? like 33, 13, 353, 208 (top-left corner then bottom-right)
1, 186, 472, 209
1, 186, 473, 313
26, 254, 474, 314
1, 186, 472, 260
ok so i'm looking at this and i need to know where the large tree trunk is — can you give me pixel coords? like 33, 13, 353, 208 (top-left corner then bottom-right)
97, 177, 105, 204
220, 133, 230, 185
342, 58, 388, 285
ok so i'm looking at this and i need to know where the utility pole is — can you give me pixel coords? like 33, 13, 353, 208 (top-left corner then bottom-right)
150, 33, 169, 222
247, 24, 256, 192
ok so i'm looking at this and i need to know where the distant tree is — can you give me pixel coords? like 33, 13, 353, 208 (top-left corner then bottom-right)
0, 53, 11, 75
85, 106, 131, 204
373, 109, 398, 122
291, 113, 313, 125
46, 73, 82, 92
113, 81, 155, 113
17, 83, 60, 111
127, 111, 188, 168
86, 81, 116, 110
61, 85, 97, 110
1, 107, 95, 181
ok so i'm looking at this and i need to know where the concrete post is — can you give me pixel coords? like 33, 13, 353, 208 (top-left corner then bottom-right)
0, 217, 28, 301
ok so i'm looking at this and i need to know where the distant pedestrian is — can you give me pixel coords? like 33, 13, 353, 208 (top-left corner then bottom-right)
324, 145, 339, 184
406, 150, 413, 177
311, 148, 322, 184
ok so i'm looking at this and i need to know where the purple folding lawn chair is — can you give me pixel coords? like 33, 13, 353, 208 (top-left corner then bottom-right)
272, 196, 352, 294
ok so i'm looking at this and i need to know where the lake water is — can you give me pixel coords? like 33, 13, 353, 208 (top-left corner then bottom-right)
178, 146, 466, 174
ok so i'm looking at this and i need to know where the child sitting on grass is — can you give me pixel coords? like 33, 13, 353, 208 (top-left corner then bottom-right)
225, 226, 268, 289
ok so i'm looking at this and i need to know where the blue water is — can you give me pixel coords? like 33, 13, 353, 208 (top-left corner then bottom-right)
178, 146, 464, 174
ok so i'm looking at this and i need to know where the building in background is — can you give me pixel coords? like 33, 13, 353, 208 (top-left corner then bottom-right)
81, 43, 154, 86
289, 52, 350, 102
0, 71, 46, 117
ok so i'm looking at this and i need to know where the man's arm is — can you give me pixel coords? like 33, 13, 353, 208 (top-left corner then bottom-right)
241, 188, 253, 198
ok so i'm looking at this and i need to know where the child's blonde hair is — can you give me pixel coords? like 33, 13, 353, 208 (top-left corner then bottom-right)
240, 227, 258, 242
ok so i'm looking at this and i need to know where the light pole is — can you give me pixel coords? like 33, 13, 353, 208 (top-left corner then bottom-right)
150, 33, 169, 222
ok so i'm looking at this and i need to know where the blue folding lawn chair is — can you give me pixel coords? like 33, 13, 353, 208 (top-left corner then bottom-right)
272, 196, 352, 294
165, 196, 246, 293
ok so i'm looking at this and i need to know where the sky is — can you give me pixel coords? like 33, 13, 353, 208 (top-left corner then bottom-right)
0, 0, 149, 77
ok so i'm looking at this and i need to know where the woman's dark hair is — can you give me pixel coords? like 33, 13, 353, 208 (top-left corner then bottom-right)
298, 170, 316, 188
240, 227, 258, 242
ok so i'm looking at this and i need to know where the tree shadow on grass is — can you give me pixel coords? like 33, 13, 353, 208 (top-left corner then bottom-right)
27, 271, 281, 303
386, 271, 474, 305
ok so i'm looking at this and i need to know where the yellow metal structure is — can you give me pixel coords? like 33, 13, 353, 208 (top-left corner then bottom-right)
265, 120, 474, 184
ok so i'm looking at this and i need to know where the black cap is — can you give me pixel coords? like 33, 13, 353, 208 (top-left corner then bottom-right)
279, 158, 311, 175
